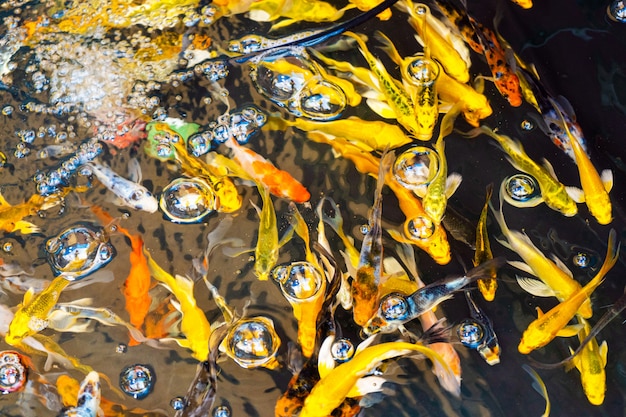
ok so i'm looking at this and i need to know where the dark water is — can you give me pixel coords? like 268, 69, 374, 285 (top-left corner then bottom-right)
0, 0, 626, 416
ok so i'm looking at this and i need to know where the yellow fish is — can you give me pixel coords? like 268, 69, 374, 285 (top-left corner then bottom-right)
6, 276, 71, 346
474, 184, 497, 301
491, 184, 591, 318
398, 0, 471, 83
468, 126, 578, 217
518, 229, 619, 354
144, 250, 212, 361
299, 338, 453, 417
264, 114, 412, 152
0, 192, 60, 234
343, 31, 421, 136
247, 0, 356, 31
570, 317, 607, 405
254, 185, 280, 281
551, 99, 613, 225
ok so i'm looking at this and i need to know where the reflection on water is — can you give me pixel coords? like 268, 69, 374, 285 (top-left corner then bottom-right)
0, 0, 625, 416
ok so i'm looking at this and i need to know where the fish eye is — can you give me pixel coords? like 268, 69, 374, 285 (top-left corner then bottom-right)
380, 294, 409, 321
130, 189, 145, 201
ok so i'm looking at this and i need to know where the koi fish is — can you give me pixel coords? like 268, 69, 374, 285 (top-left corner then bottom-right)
224, 138, 311, 203
0, 191, 60, 234
374, 29, 490, 129
569, 317, 608, 405
549, 99, 613, 225
463, 290, 500, 365
363, 257, 505, 335
5, 275, 71, 346
414, 103, 463, 224
465, 126, 578, 217
437, 0, 522, 106
299, 327, 454, 417
91, 206, 152, 345
86, 161, 158, 212
343, 31, 421, 136
518, 229, 619, 354
490, 183, 591, 318
254, 185, 280, 281
474, 184, 497, 301
264, 114, 412, 151
307, 132, 451, 265
531, 286, 626, 371
510, 0, 532, 9
246, 0, 356, 31
144, 250, 212, 361
57, 371, 101, 417
397, 0, 471, 83
349, 0, 393, 20
352, 152, 394, 326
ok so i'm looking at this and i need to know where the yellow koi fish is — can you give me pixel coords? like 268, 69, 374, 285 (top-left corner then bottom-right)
474, 184, 497, 301
352, 152, 393, 326
550, 99, 613, 225
570, 316, 607, 405
254, 185, 280, 281
491, 184, 591, 318
349, 0, 393, 20
415, 103, 463, 224
398, 1, 471, 83
264, 114, 412, 152
144, 250, 212, 361
247, 0, 356, 31
518, 229, 619, 354
6, 276, 71, 346
0, 191, 60, 234
467, 126, 578, 217
343, 31, 420, 136
300, 337, 453, 417
307, 131, 451, 265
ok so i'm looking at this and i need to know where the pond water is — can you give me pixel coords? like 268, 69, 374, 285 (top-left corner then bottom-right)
0, 0, 626, 416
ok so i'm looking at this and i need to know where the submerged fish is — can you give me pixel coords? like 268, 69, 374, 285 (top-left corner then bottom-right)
57, 371, 101, 417
474, 184, 497, 301
518, 229, 619, 354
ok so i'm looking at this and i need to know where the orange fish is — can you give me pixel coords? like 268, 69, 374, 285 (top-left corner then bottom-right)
224, 138, 311, 203
91, 206, 152, 345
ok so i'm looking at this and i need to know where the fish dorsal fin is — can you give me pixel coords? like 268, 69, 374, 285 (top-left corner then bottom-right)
555, 95, 576, 120
600, 340, 608, 367
516, 276, 556, 297
444, 173, 463, 198
541, 158, 559, 180
23, 287, 36, 306
127, 158, 142, 183
535, 306, 544, 318
601, 169, 613, 192
549, 254, 574, 278
556, 324, 584, 338
565, 186, 585, 203
0, 192, 10, 208
508, 261, 536, 276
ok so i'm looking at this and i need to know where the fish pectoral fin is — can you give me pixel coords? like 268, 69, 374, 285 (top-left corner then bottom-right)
508, 261, 536, 276
348, 375, 387, 397
541, 158, 559, 180
600, 340, 608, 367
12, 220, 41, 234
413, 184, 428, 198
601, 169, 613, 192
565, 186, 585, 203
444, 173, 463, 198
549, 254, 574, 278
535, 306, 544, 318
567, 346, 582, 372
318, 335, 337, 378
365, 98, 396, 119
556, 324, 584, 338
516, 276, 556, 297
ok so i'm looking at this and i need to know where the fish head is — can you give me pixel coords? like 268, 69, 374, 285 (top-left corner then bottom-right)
477, 344, 500, 365
581, 372, 606, 406
128, 189, 159, 213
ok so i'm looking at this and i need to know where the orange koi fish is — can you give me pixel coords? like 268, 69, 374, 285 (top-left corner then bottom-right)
224, 138, 311, 203
0, 191, 60, 234
90, 206, 153, 345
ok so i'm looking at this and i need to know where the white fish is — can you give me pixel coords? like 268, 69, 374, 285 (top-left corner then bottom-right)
57, 371, 101, 417
87, 161, 158, 212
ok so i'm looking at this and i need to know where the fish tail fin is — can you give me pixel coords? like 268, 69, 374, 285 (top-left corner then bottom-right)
12, 220, 40, 234
584, 229, 620, 294
419, 318, 452, 345
373, 30, 403, 66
